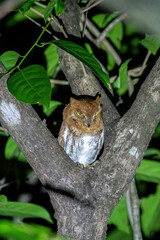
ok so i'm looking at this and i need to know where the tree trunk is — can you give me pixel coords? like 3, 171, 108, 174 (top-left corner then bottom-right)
1, 1, 160, 239
49, 191, 109, 240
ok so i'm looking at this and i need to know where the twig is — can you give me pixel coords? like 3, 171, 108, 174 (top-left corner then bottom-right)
35, 1, 46, 9
129, 51, 151, 77
82, 16, 121, 65
19, 9, 55, 37
127, 76, 134, 96
126, 179, 143, 240
30, 7, 68, 38
50, 79, 69, 85
82, 29, 109, 75
82, 11, 88, 37
0, 126, 8, 133
96, 13, 128, 44
81, 0, 103, 13
80, 62, 87, 77
0, 183, 10, 191
0, 0, 23, 19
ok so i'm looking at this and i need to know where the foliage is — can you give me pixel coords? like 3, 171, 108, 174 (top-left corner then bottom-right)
7, 64, 51, 107
0, 0, 160, 239
42, 40, 110, 89
0, 220, 64, 240
141, 34, 160, 55
0, 51, 19, 71
0, 195, 53, 223
113, 59, 131, 95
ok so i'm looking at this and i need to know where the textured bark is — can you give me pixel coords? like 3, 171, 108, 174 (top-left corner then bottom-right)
1, 1, 160, 240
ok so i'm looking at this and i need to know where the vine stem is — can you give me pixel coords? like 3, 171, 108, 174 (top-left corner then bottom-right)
16, 21, 50, 69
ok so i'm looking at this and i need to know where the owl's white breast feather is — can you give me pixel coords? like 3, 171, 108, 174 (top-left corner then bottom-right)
62, 125, 104, 166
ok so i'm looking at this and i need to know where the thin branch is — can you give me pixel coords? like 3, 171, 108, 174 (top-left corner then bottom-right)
126, 180, 143, 240
80, 62, 87, 77
0, 64, 87, 201
82, 11, 88, 37
81, 28, 109, 75
127, 76, 134, 96
50, 79, 69, 85
0, 0, 23, 19
34, 1, 46, 9
129, 51, 151, 77
0, 183, 10, 191
96, 13, 128, 44
19, 10, 55, 37
81, 0, 103, 13
82, 15, 121, 65
126, 188, 133, 226
30, 7, 68, 38
0, 126, 8, 133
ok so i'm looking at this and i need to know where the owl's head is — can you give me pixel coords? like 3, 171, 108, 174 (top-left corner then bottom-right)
63, 96, 103, 133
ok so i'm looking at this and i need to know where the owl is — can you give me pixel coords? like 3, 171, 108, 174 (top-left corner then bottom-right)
58, 96, 104, 166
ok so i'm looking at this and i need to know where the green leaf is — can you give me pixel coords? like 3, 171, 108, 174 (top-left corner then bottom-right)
43, 100, 62, 117
0, 195, 53, 223
0, 195, 8, 204
20, 0, 35, 13
113, 59, 131, 95
136, 159, 160, 183
141, 34, 160, 55
0, 131, 8, 137
108, 196, 131, 234
101, 44, 116, 71
42, 40, 110, 90
125, 20, 142, 36
5, 137, 27, 162
0, 51, 19, 71
55, 0, 65, 16
44, 44, 59, 76
145, 148, 160, 158
141, 184, 160, 237
84, 42, 93, 55
44, 0, 58, 23
7, 65, 51, 107
107, 229, 132, 240
108, 22, 123, 50
6, 6, 46, 27
92, 13, 118, 29
5, 137, 20, 160
0, 220, 55, 240
81, 0, 89, 3
153, 121, 160, 138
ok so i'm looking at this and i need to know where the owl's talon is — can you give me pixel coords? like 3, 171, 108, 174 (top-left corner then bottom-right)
76, 160, 99, 169
91, 160, 99, 167
77, 162, 85, 168
86, 160, 99, 169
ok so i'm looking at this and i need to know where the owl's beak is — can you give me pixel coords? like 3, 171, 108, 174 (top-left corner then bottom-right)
84, 120, 91, 128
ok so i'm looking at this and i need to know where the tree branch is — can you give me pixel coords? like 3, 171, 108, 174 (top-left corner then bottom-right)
0, 63, 88, 201
126, 180, 143, 240
96, 13, 128, 44
0, 0, 23, 19
56, 0, 120, 128
95, 56, 160, 204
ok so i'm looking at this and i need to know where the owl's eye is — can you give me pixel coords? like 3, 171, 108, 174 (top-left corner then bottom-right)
77, 112, 83, 116
95, 111, 99, 116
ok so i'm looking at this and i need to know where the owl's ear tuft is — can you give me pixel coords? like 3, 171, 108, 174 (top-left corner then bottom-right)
70, 97, 78, 105
95, 96, 101, 104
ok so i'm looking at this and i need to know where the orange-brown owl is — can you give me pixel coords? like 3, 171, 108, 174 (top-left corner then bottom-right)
58, 96, 104, 166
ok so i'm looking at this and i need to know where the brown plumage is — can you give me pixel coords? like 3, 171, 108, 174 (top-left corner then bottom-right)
58, 96, 104, 166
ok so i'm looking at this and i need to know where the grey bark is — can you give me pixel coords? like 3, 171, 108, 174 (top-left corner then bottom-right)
0, 1, 160, 239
